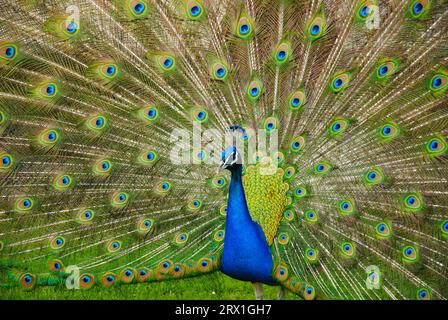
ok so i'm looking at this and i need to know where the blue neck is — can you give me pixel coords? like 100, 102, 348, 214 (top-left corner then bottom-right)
220, 165, 276, 285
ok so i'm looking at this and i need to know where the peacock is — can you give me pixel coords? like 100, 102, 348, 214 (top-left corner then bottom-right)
0, 0, 447, 301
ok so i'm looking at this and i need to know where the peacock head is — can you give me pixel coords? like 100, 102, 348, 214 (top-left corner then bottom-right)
218, 146, 242, 172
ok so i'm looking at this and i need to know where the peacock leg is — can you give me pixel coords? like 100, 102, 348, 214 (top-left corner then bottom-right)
277, 286, 286, 300
253, 282, 264, 300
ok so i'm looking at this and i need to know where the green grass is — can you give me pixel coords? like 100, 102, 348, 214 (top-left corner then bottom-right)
0, 272, 299, 300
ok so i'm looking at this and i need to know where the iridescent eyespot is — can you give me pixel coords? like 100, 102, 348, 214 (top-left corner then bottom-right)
38, 128, 61, 146
338, 199, 356, 216
274, 263, 289, 282
283, 166, 296, 180
403, 193, 423, 212
364, 167, 384, 186
355, 1, 377, 21
138, 218, 154, 232
107, 240, 122, 253
425, 136, 446, 157
314, 161, 332, 175
416, 288, 431, 300
214, 230, 225, 241
264, 116, 278, 134
49, 259, 65, 271
289, 90, 306, 111
376, 60, 398, 80
14, 196, 34, 212
62, 19, 79, 36
137, 268, 151, 282
283, 209, 295, 222
274, 42, 291, 65
272, 151, 285, 165
211, 62, 228, 80
277, 232, 289, 245
341, 242, 355, 258
219, 205, 227, 216
294, 185, 308, 199
330, 72, 350, 93
305, 248, 319, 264
139, 149, 158, 166
94, 159, 112, 175
329, 118, 350, 137
197, 257, 213, 272
50, 236, 66, 250
156, 54, 176, 71
302, 285, 316, 300
428, 72, 447, 95
156, 181, 172, 194
212, 176, 227, 189
306, 15, 327, 41
120, 268, 136, 283
111, 192, 129, 207
19, 273, 36, 289
128, 0, 148, 17
101, 272, 117, 287
140, 106, 159, 123
379, 122, 399, 141
36, 82, 58, 98
157, 260, 173, 274
0, 42, 18, 63
305, 210, 319, 224
77, 209, 95, 224
236, 15, 254, 39
0, 153, 13, 171
86, 115, 107, 132
409, 0, 429, 19
246, 79, 263, 101
186, 1, 204, 20
290, 136, 305, 153
187, 198, 203, 211
53, 174, 74, 190
374, 221, 392, 239
402, 245, 419, 264
190, 107, 209, 124
175, 232, 189, 245
79, 273, 95, 289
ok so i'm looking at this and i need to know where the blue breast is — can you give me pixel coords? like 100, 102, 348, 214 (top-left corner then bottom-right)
220, 165, 277, 285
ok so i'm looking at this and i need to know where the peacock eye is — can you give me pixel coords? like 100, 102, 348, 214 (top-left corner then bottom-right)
65, 21, 78, 34
360, 5, 370, 17
2, 155, 11, 167
277, 50, 287, 61
163, 58, 173, 68
46, 84, 55, 95
432, 76, 442, 88
5, 46, 15, 58
133, 2, 146, 15
240, 24, 249, 34
413, 2, 424, 15
378, 65, 388, 76
310, 24, 320, 35
106, 65, 116, 76
333, 78, 343, 88
190, 5, 201, 16
216, 68, 226, 78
